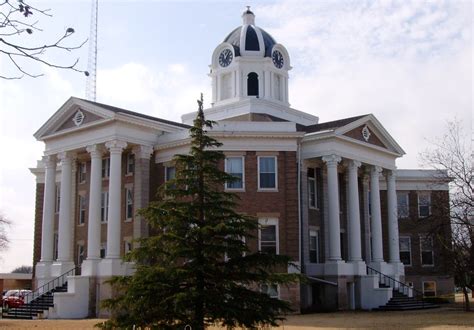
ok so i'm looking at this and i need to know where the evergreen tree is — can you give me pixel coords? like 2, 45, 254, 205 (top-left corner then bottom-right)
100, 95, 300, 329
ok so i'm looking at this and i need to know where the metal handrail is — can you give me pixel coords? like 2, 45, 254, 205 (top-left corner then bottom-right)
366, 265, 425, 308
6, 266, 80, 319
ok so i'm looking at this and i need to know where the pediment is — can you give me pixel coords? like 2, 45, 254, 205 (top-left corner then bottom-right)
335, 115, 405, 156
34, 97, 115, 140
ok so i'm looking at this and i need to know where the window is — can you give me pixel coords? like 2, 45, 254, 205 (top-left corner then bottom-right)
102, 158, 110, 179
258, 156, 277, 190
247, 72, 259, 97
53, 233, 58, 260
100, 243, 106, 259
423, 281, 436, 297
124, 239, 132, 254
309, 230, 319, 263
308, 168, 317, 209
259, 218, 278, 254
78, 162, 86, 183
399, 236, 412, 266
77, 244, 84, 265
165, 166, 176, 182
225, 157, 244, 190
55, 184, 60, 213
418, 192, 431, 218
397, 192, 409, 219
261, 284, 279, 298
125, 187, 133, 221
420, 235, 434, 266
101, 191, 109, 223
78, 195, 86, 225
126, 154, 134, 175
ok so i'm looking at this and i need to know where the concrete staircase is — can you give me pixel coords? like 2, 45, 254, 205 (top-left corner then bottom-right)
2, 282, 68, 319
373, 289, 440, 311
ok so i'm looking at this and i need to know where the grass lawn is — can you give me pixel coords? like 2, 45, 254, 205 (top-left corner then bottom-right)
1, 296, 472, 329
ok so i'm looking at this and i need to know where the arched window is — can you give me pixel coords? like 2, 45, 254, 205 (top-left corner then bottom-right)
247, 72, 259, 97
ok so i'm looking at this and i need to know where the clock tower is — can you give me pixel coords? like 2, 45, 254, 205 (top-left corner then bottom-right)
210, 8, 291, 107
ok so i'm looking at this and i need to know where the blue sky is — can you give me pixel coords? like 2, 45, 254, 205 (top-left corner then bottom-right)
0, 0, 472, 272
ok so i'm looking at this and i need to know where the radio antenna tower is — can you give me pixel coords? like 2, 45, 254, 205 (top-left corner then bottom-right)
85, 0, 98, 101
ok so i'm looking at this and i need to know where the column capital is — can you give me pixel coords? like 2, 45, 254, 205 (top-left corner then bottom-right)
86, 144, 105, 158
370, 165, 383, 176
322, 154, 342, 167
57, 151, 75, 164
132, 145, 154, 160
386, 169, 396, 181
41, 155, 57, 169
105, 140, 127, 153
345, 159, 362, 170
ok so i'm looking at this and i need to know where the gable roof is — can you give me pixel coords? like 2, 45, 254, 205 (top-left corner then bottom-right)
77, 98, 191, 129
302, 115, 367, 133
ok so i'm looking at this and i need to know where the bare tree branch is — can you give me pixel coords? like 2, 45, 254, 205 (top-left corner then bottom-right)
0, 0, 88, 79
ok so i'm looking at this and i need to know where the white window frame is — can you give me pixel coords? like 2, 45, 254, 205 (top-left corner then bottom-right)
100, 243, 107, 259
225, 156, 245, 191
125, 186, 133, 221
420, 235, 434, 267
125, 153, 135, 176
78, 194, 86, 225
260, 284, 279, 299
258, 218, 279, 255
124, 238, 133, 254
397, 191, 409, 219
399, 236, 412, 266
165, 165, 176, 182
55, 184, 60, 214
78, 162, 87, 183
102, 157, 110, 179
101, 191, 109, 223
308, 168, 317, 209
422, 281, 437, 297
309, 229, 319, 263
418, 192, 431, 218
257, 156, 278, 191
77, 243, 85, 265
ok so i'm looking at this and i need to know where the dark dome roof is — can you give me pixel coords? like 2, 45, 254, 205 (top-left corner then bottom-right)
223, 25, 277, 57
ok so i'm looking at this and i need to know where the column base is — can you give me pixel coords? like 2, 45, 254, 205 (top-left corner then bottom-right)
35, 261, 53, 287
82, 258, 101, 276
388, 262, 405, 277
98, 258, 135, 277
347, 260, 367, 275
51, 261, 76, 278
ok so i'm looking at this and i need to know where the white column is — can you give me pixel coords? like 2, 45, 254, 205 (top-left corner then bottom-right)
387, 170, 400, 263
264, 71, 271, 99
322, 154, 342, 261
40, 155, 56, 262
105, 140, 127, 259
370, 165, 384, 263
236, 70, 242, 97
86, 146, 103, 260
347, 160, 363, 262
57, 152, 74, 263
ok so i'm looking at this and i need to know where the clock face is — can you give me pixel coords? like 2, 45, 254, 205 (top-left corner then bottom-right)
272, 50, 284, 69
219, 49, 233, 67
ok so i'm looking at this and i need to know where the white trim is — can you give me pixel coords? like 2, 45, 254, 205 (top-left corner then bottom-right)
422, 281, 437, 297
257, 156, 278, 191
78, 193, 86, 226
125, 153, 135, 176
309, 229, 320, 264
417, 191, 432, 218
258, 217, 279, 255
419, 234, 435, 267
125, 185, 134, 222
397, 191, 410, 219
100, 190, 109, 223
399, 235, 412, 266
78, 162, 87, 183
307, 168, 317, 209
225, 156, 245, 191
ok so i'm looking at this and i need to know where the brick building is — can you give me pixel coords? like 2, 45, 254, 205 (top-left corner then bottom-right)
29, 9, 453, 318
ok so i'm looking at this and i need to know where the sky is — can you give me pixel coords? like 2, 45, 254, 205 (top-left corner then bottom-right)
0, 0, 472, 272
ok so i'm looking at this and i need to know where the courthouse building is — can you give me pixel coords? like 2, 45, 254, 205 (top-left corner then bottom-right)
28, 9, 453, 318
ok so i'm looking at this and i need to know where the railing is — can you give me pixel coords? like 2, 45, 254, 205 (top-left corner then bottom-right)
2, 266, 80, 319
366, 265, 425, 308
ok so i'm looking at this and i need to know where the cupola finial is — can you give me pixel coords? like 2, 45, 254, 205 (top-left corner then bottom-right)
242, 6, 255, 25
